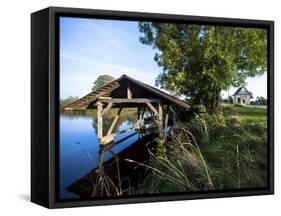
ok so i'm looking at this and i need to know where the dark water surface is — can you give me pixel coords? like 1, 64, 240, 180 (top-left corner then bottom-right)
59, 111, 156, 199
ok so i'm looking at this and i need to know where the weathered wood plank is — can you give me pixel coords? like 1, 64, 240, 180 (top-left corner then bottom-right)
164, 112, 169, 129
97, 102, 103, 140
158, 103, 163, 131
164, 110, 169, 140
99, 98, 161, 103
137, 106, 140, 120
64, 82, 120, 110
146, 102, 159, 116
127, 84, 132, 99
101, 102, 113, 116
100, 126, 135, 145
141, 106, 146, 119
171, 108, 177, 126
98, 96, 112, 100
106, 108, 123, 136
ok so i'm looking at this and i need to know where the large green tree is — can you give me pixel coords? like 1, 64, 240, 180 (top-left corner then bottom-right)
92, 75, 115, 91
139, 23, 267, 110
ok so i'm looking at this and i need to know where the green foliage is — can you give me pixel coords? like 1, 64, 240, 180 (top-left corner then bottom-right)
138, 23, 267, 111
91, 75, 115, 92
222, 96, 234, 104
255, 96, 267, 105
135, 127, 214, 193
135, 105, 267, 193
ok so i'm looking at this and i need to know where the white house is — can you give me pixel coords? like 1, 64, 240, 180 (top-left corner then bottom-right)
232, 86, 252, 105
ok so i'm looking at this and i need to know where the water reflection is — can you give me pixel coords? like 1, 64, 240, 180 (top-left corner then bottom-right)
59, 109, 157, 199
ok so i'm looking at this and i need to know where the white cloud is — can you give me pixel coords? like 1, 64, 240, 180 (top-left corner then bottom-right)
60, 53, 160, 98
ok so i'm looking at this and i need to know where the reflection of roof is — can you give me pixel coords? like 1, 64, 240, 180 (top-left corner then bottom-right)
64, 74, 190, 110
233, 86, 252, 96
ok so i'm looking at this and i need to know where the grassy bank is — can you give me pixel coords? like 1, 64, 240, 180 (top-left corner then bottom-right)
134, 104, 267, 194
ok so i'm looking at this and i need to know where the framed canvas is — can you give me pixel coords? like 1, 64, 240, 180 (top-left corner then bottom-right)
31, 6, 274, 208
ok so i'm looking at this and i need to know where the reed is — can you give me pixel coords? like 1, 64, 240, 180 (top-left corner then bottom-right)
132, 105, 267, 193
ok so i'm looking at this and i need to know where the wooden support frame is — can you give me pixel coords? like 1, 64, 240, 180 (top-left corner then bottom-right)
101, 131, 137, 151
98, 148, 105, 170
164, 105, 170, 140
97, 98, 165, 145
97, 101, 103, 140
158, 102, 163, 131
164, 111, 169, 129
141, 106, 146, 119
106, 108, 123, 136
96, 98, 166, 145
99, 98, 161, 104
170, 106, 177, 126
101, 102, 113, 116
101, 126, 134, 145
127, 84, 132, 99
137, 106, 140, 120
146, 102, 159, 116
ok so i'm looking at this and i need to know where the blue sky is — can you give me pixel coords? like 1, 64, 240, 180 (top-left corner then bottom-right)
60, 17, 267, 100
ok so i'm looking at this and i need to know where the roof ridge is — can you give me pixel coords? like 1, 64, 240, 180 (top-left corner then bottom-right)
64, 74, 190, 110
233, 86, 252, 96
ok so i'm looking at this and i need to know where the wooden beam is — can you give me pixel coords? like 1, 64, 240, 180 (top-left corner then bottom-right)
141, 106, 146, 119
101, 102, 113, 116
97, 102, 103, 140
146, 102, 159, 116
148, 108, 153, 116
98, 96, 112, 100
100, 135, 114, 145
99, 98, 161, 104
98, 149, 104, 169
101, 132, 137, 150
158, 103, 163, 131
127, 84, 132, 99
171, 108, 177, 126
164, 112, 169, 129
106, 108, 123, 136
164, 109, 169, 141
101, 126, 135, 145
137, 107, 140, 120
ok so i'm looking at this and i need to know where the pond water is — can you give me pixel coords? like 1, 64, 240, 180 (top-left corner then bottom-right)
59, 110, 156, 199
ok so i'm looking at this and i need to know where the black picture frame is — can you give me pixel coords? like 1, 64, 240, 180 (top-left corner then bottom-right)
31, 6, 274, 208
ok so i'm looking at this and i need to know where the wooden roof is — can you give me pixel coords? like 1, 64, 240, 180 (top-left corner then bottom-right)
64, 74, 190, 110
233, 86, 252, 96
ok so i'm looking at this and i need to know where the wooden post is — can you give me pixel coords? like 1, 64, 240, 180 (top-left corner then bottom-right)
141, 106, 146, 120
158, 102, 163, 131
172, 108, 176, 126
127, 84, 132, 99
97, 101, 103, 141
98, 148, 104, 170
137, 106, 140, 120
164, 112, 169, 129
164, 106, 169, 141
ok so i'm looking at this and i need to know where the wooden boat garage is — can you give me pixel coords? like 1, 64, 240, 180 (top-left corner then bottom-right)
64, 74, 190, 145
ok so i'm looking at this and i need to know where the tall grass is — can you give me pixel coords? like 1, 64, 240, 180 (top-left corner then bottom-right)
81, 105, 267, 196
132, 105, 267, 194
90, 151, 134, 197
127, 125, 214, 193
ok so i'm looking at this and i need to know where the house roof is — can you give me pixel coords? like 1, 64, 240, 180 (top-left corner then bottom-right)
64, 74, 190, 110
233, 86, 252, 96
